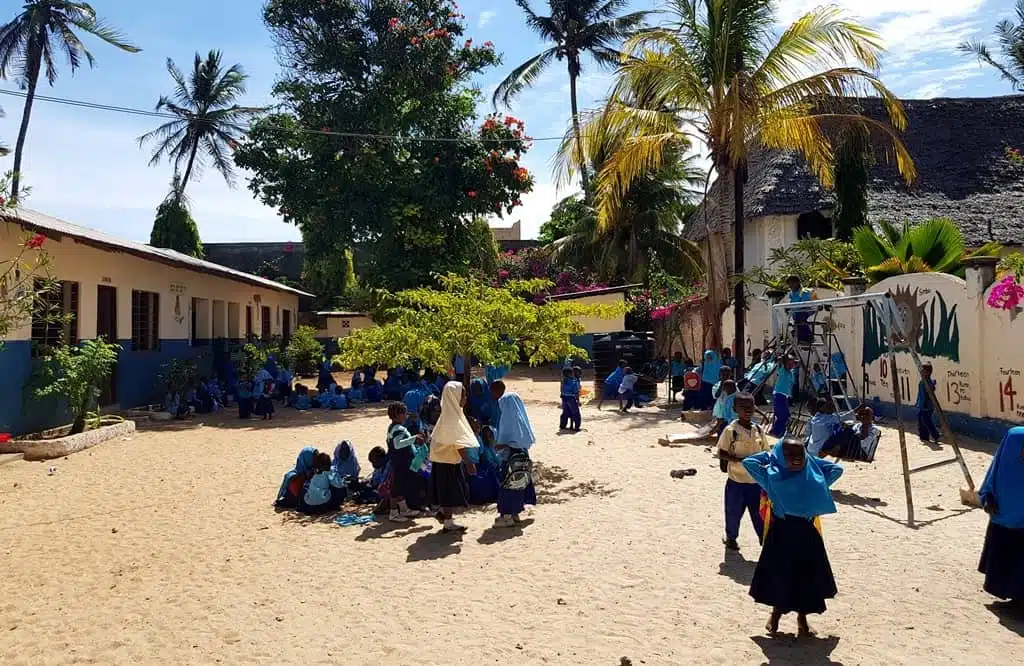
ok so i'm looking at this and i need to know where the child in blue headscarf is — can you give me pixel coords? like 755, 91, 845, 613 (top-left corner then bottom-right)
700, 349, 722, 410
978, 426, 1024, 603
770, 354, 797, 437
468, 377, 495, 426
275, 447, 318, 509
316, 359, 334, 394
466, 421, 502, 505
491, 381, 537, 528
237, 381, 253, 419
299, 452, 346, 514
743, 438, 843, 637
559, 367, 581, 431
332, 440, 361, 481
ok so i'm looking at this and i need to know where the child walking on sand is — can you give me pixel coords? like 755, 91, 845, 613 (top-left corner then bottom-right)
559, 367, 582, 431
428, 381, 479, 533
491, 380, 537, 528
769, 355, 797, 436
717, 392, 770, 550
743, 438, 843, 637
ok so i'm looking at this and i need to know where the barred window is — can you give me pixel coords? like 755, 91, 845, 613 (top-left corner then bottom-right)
131, 290, 160, 351
31, 280, 79, 356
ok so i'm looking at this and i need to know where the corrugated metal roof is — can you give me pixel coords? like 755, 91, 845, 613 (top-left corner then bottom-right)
315, 311, 371, 317
5, 208, 314, 297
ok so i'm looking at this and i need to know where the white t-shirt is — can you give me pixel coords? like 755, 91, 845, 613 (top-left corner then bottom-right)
619, 374, 638, 393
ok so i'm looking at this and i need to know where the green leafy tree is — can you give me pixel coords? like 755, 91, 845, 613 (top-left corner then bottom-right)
138, 50, 262, 197
284, 325, 324, 376
335, 273, 627, 373
0, 1, 140, 198
852, 218, 1001, 283
495, 0, 649, 193
587, 0, 916, 368
234, 0, 534, 290
999, 252, 1024, 281
538, 195, 592, 244
832, 126, 873, 241
28, 338, 121, 434
149, 176, 203, 257
959, 1, 1024, 91
157, 357, 199, 397
746, 238, 863, 291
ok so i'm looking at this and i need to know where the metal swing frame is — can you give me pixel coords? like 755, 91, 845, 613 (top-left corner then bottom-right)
770, 292, 978, 526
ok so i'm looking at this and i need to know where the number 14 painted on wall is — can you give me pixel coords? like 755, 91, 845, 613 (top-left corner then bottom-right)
1000, 376, 1018, 413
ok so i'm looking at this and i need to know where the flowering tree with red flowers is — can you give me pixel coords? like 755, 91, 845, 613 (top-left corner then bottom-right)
0, 173, 59, 347
235, 0, 534, 291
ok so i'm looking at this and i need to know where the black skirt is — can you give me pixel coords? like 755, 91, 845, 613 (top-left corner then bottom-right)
978, 521, 1024, 601
430, 462, 470, 508
749, 514, 837, 614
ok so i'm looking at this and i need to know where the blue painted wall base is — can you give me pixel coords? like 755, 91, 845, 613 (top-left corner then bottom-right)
868, 398, 1016, 442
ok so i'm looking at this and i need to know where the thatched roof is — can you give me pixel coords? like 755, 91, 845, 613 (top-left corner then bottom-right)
684, 96, 1024, 247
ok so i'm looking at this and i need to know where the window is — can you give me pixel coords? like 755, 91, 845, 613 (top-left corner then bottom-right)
191, 297, 211, 346
796, 211, 833, 241
131, 290, 160, 351
31, 280, 79, 355
227, 302, 240, 339
282, 309, 292, 344
261, 305, 271, 339
212, 300, 227, 338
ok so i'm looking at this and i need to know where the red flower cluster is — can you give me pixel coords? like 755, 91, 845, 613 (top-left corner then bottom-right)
483, 41, 494, 49
467, 190, 478, 198
387, 17, 401, 29
425, 28, 450, 39
25, 233, 46, 250
411, 36, 421, 45
513, 167, 529, 182
464, 38, 472, 48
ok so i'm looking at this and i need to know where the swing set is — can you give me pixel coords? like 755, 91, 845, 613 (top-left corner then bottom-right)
768, 292, 979, 527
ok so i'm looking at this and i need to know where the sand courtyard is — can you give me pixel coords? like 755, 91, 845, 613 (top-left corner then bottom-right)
1, 373, 1022, 665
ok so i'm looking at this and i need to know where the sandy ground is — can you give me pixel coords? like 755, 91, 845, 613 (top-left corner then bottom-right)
1, 370, 1022, 665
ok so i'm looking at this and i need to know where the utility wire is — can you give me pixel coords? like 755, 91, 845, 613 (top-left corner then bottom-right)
0, 88, 565, 144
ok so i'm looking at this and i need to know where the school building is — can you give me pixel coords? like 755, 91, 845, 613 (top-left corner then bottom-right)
0, 208, 311, 435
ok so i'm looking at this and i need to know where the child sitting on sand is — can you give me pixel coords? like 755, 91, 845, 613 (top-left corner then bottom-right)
743, 438, 843, 637
300, 452, 346, 514
275, 447, 317, 509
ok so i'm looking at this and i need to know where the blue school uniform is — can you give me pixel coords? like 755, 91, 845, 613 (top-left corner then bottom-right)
806, 412, 841, 457
811, 370, 827, 394
915, 378, 940, 442
495, 393, 537, 516
560, 376, 582, 431
978, 428, 1024, 601
603, 367, 624, 399
699, 350, 721, 410
467, 434, 502, 505
770, 366, 796, 436
712, 389, 737, 422
788, 287, 815, 343
276, 447, 317, 508
236, 385, 253, 419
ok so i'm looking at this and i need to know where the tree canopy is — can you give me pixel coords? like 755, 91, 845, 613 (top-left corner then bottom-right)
233, 0, 534, 291
149, 177, 203, 257
334, 274, 627, 372
538, 195, 592, 244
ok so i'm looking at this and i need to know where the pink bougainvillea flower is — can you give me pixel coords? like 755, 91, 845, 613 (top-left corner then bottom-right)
25, 233, 46, 249
987, 275, 1024, 310
388, 17, 400, 28
499, 270, 510, 279
513, 199, 522, 206
483, 41, 494, 48
467, 190, 478, 198
464, 38, 472, 47
411, 36, 420, 45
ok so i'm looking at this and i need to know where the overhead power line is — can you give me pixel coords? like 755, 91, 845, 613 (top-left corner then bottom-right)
0, 88, 565, 144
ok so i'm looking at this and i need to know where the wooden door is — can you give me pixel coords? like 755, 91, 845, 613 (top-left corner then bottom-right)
96, 285, 118, 405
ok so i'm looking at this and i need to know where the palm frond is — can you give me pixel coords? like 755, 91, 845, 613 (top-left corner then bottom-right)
492, 48, 557, 109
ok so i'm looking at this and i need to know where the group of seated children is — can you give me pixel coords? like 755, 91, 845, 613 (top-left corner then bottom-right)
273, 378, 537, 531
163, 376, 229, 420
672, 347, 745, 410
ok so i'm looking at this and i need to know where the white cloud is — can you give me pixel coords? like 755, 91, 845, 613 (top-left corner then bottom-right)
479, 10, 497, 28
909, 82, 948, 99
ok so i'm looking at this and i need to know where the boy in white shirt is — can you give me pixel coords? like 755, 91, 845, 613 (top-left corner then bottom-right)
717, 392, 771, 550
618, 366, 639, 412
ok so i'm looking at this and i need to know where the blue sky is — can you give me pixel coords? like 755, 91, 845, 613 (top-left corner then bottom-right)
0, 0, 1015, 243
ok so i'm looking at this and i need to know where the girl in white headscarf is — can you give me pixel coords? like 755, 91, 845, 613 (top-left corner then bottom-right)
429, 381, 479, 532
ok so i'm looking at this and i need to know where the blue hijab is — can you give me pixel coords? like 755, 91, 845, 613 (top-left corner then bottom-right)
495, 392, 536, 450
276, 446, 317, 502
742, 440, 843, 519
485, 365, 509, 383
265, 355, 279, 378
701, 349, 721, 384
332, 440, 360, 480
468, 378, 495, 424
317, 360, 333, 390
980, 426, 1024, 528
403, 386, 429, 415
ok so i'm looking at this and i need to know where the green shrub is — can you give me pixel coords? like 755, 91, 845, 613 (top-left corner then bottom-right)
28, 339, 121, 434
158, 358, 199, 396
285, 325, 324, 376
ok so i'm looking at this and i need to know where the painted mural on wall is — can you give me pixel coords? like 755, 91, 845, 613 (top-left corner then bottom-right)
862, 284, 961, 365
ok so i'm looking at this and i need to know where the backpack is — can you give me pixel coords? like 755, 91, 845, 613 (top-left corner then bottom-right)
720, 423, 762, 473
502, 450, 533, 490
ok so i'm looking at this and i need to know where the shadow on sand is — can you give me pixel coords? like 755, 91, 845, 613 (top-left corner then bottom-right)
406, 528, 463, 562
718, 548, 756, 586
750, 633, 842, 665
986, 601, 1024, 638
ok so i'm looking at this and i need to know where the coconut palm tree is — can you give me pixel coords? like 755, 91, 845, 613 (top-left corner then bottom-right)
551, 92, 705, 284
494, 0, 649, 193
138, 50, 262, 197
592, 0, 915, 367
0, 1, 140, 198
852, 219, 1000, 283
958, 0, 1024, 91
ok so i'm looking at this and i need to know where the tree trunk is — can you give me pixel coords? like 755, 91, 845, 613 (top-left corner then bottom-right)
10, 38, 44, 200
732, 166, 746, 376
568, 66, 590, 198
180, 140, 200, 197
70, 412, 87, 435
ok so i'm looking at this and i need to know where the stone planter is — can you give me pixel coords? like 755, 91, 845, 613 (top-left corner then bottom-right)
0, 420, 136, 461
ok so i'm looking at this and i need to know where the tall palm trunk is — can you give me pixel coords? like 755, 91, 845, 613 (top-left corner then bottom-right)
732, 165, 746, 375
180, 141, 200, 197
568, 65, 591, 198
10, 36, 43, 200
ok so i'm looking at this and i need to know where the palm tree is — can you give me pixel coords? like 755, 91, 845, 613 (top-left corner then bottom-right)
958, 0, 1024, 91
852, 219, 1000, 283
593, 0, 915, 368
551, 92, 705, 284
0, 1, 140, 198
494, 0, 649, 194
138, 50, 261, 197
